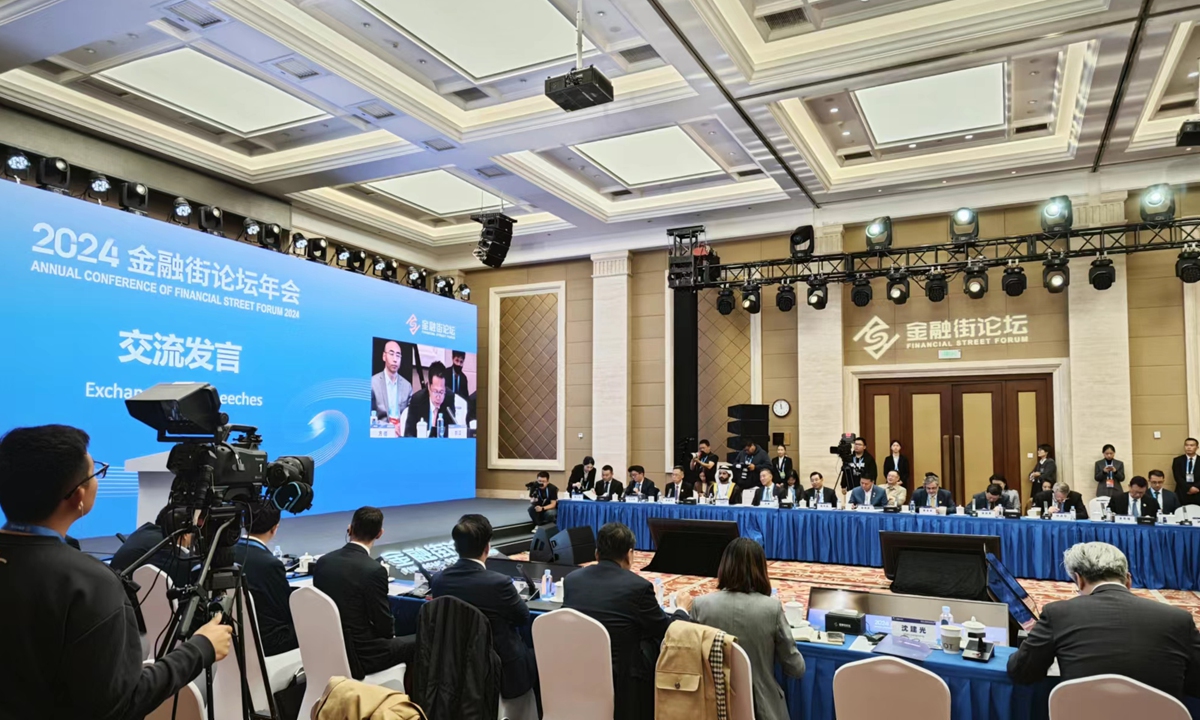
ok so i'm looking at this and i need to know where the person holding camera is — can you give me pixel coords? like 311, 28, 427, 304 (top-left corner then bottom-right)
528, 471, 558, 525
0, 424, 231, 720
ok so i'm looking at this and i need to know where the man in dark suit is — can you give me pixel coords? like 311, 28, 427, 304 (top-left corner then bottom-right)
625, 465, 658, 500
662, 466, 689, 500
109, 505, 194, 588
232, 503, 297, 656
1009, 542, 1200, 699
528, 471, 558, 525
311, 507, 414, 678
911, 474, 953, 509
804, 471, 838, 506
773, 445, 793, 485
568, 456, 597, 494
431, 515, 534, 700
448, 350, 471, 404
563, 522, 691, 720
1172, 437, 1200, 506
971, 483, 1014, 512
1107, 476, 1161, 518
750, 467, 780, 506
594, 464, 624, 500
1149, 470, 1181, 514
402, 362, 456, 438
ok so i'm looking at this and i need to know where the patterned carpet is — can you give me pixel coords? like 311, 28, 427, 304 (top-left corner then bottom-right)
524, 551, 1200, 628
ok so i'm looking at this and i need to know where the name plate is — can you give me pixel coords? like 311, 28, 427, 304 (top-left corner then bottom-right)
660, 497, 676, 505
975, 509, 998, 518
856, 505, 882, 512
1115, 514, 1137, 525
1052, 512, 1075, 522
890, 617, 938, 647
623, 495, 640, 504
815, 503, 833, 510
919, 507, 939, 515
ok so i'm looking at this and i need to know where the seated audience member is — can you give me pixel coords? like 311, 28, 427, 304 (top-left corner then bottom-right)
568, 456, 596, 494
563, 522, 691, 720
971, 483, 1009, 513
0, 424, 231, 720
1148, 470, 1180, 515
1107, 476, 1160, 518
1048, 482, 1089, 520
1029, 478, 1056, 512
805, 471, 838, 506
594, 464, 624, 500
991, 474, 1020, 510
312, 507, 414, 678
692, 538, 805, 720
625, 466, 658, 500
1008, 542, 1200, 699
109, 504, 194, 588
713, 464, 742, 504
232, 503, 297, 656
883, 470, 907, 507
431, 515, 535, 700
1094, 444, 1125, 499
527, 471, 558, 525
778, 470, 802, 505
692, 468, 715, 501
662, 466, 688, 500
751, 468, 779, 506
911, 473, 953, 509
402, 362, 456, 438
848, 475, 886, 508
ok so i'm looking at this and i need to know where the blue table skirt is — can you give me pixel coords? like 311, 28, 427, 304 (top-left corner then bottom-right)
556, 500, 1200, 590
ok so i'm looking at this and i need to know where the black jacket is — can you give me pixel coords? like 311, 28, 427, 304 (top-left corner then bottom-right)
0, 534, 214, 720
232, 538, 297, 657
733, 448, 771, 489
848, 451, 878, 484
1107, 492, 1160, 518
776, 483, 803, 504
882, 454, 910, 485
1173, 454, 1200, 503
662, 481, 686, 500
413, 595, 501, 720
1031, 490, 1088, 519
804, 487, 838, 506
568, 464, 596, 493
563, 560, 688, 720
1032, 457, 1057, 485
311, 543, 395, 679
1150, 488, 1181, 515
109, 522, 193, 589
1008, 584, 1200, 699
751, 484, 780, 506
430, 559, 533, 699
595, 477, 625, 499
403, 389, 457, 437
625, 478, 658, 499
772, 456, 794, 483
448, 367, 470, 404
911, 488, 954, 509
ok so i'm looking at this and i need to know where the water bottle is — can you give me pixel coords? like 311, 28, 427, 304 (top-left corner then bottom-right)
654, 578, 665, 607
273, 545, 283, 560
909, 500, 916, 514
938, 606, 954, 649
542, 569, 553, 598
436, 413, 445, 439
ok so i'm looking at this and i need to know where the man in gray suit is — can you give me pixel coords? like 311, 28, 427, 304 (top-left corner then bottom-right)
848, 476, 886, 508
1008, 542, 1200, 699
370, 340, 412, 421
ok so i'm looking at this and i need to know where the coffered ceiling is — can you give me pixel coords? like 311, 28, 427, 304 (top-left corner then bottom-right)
1, 0, 1199, 269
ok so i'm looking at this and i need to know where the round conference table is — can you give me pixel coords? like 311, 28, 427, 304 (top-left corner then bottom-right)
555, 499, 1200, 590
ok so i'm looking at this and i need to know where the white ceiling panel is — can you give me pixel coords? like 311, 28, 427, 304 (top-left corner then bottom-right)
98, 48, 326, 135
356, 0, 592, 78
368, 170, 503, 216
854, 63, 1006, 145
573, 126, 724, 187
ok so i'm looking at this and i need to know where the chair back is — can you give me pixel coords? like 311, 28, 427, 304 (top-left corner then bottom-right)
1049, 674, 1189, 720
740, 491, 757, 507
833, 656, 950, 720
291, 586, 353, 720
210, 588, 278, 718
1179, 505, 1200, 521
133, 565, 174, 661
145, 682, 205, 720
728, 642, 754, 720
532, 609, 613, 720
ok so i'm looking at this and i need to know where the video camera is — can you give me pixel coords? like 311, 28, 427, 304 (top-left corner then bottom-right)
830, 433, 856, 463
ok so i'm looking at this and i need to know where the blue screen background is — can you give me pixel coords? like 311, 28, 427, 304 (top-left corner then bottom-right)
0, 181, 477, 537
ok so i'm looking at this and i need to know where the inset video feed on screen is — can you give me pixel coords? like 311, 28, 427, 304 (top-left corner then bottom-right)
368, 337, 476, 438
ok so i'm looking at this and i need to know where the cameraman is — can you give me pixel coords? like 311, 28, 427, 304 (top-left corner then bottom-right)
0, 424, 231, 720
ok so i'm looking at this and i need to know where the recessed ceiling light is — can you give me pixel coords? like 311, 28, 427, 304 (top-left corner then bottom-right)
85, 48, 96, 54
842, 131, 851, 136
965, 134, 974, 139
1011, 170, 1017, 174
729, 152, 736, 156
520, 78, 527, 83
708, 131, 715, 135
1028, 100, 1037, 105
908, 143, 917, 148
1190, 71, 1199, 79
877, 189, 882, 192
830, 107, 839, 113
362, 22, 371, 28
942, 180, 947, 184
1030, 71, 1039, 76
127, 33, 138, 39
597, 10, 605, 15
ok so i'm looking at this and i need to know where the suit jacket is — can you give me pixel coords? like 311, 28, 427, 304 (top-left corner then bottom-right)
751, 484, 781, 506
626, 479, 658, 499
970, 492, 1015, 512
595, 478, 625, 499
1032, 457, 1057, 485
109, 522, 193, 589
911, 488, 953, 509
563, 560, 688, 720
568, 464, 596, 493
1150, 488, 1181, 515
232, 538, 297, 657
882, 454, 910, 484
1093, 459, 1126, 490
1107, 492, 1161, 518
311, 543, 395, 679
1008, 584, 1200, 699
370, 371, 412, 420
772, 456, 794, 482
1034, 491, 1088, 519
430, 559, 533, 698
447, 367, 470, 404
1173, 454, 1200, 502
663, 481, 687, 500
848, 485, 887, 508
804, 487, 838, 506
692, 590, 805, 720
402, 388, 457, 437
775, 483, 803, 505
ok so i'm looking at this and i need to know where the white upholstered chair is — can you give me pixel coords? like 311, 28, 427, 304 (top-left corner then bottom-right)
728, 641, 755, 720
532, 609, 614, 720
210, 588, 304, 719
1049, 674, 1188, 720
833, 656, 950, 720
132, 565, 175, 661
144, 682, 205, 720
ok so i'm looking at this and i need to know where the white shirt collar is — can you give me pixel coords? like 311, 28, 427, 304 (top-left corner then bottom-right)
247, 536, 270, 551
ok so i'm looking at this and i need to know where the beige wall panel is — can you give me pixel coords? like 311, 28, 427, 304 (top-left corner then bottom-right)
1131, 395, 1187, 426
632, 315, 666, 339
567, 298, 593, 322
1129, 336, 1186, 367
874, 396, 892, 462
961, 393, 995, 498
1128, 307, 1185, 338
1018, 391, 1039, 497
632, 338, 665, 362
1130, 365, 1187, 396
911, 394, 944, 481
632, 293, 665, 317
632, 382, 666, 407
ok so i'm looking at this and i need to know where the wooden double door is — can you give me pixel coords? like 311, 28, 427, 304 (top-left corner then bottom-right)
860, 375, 1054, 503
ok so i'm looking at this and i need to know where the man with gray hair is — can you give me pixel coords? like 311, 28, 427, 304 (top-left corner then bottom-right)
1008, 542, 1200, 698
1048, 482, 1088, 519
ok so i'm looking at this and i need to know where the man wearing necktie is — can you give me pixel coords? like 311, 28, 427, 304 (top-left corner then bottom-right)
1172, 438, 1200, 506
402, 362, 455, 437
1148, 470, 1180, 514
1109, 476, 1160, 519
449, 351, 471, 404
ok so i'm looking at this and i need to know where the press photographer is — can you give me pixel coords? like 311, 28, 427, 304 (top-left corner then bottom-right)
0, 424, 232, 720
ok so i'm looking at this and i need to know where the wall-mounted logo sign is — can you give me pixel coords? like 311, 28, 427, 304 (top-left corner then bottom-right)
905, 315, 1029, 348
853, 317, 900, 360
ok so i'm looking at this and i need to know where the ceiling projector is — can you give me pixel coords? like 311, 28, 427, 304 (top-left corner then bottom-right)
545, 66, 613, 112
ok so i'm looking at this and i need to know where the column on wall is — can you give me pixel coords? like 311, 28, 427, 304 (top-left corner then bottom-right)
796, 225, 845, 476
1067, 192, 1131, 500
591, 251, 632, 471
